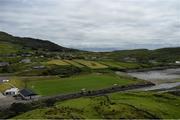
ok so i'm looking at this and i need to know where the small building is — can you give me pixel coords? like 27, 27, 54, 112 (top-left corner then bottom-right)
32, 65, 45, 69
123, 57, 137, 62
0, 62, 9, 67
21, 53, 32, 57
176, 61, 180, 64
149, 60, 158, 64
19, 89, 38, 100
4, 88, 19, 96
20, 58, 31, 63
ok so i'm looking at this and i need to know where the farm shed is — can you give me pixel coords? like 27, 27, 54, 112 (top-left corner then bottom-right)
19, 89, 38, 100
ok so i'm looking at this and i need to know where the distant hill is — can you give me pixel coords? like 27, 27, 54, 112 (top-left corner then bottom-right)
0, 31, 78, 53
110, 47, 180, 63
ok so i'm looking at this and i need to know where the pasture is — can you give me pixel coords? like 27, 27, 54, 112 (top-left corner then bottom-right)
46, 60, 70, 66
74, 60, 108, 69
0, 42, 20, 54
100, 61, 142, 69
63, 60, 84, 68
14, 92, 180, 119
26, 73, 140, 96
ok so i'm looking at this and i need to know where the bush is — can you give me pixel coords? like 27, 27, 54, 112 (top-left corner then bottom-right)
9, 103, 32, 114
42, 65, 82, 76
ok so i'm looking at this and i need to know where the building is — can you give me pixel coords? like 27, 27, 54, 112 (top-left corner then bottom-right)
176, 61, 180, 64
20, 58, 31, 63
19, 89, 38, 100
32, 65, 45, 69
0, 62, 9, 67
4, 88, 19, 96
123, 57, 137, 62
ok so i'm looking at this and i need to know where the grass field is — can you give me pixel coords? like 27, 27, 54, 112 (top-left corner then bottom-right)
26, 73, 140, 96
47, 60, 70, 66
14, 92, 180, 119
63, 60, 85, 68
0, 42, 20, 54
0, 77, 24, 92
100, 61, 141, 69
74, 60, 108, 69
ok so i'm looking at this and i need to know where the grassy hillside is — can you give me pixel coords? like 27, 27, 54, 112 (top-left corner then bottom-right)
14, 92, 180, 119
0, 42, 21, 54
106, 48, 180, 63
0, 31, 77, 53
0, 31, 180, 63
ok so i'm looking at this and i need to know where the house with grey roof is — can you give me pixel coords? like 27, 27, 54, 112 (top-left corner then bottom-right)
0, 62, 9, 67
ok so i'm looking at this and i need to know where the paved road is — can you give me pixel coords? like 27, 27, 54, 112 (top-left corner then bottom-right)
0, 97, 16, 110
0, 92, 5, 98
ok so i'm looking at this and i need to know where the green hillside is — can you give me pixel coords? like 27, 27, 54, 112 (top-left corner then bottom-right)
0, 31, 77, 53
14, 92, 180, 119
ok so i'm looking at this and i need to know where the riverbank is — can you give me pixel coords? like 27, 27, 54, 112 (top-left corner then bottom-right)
126, 67, 180, 91
125, 65, 180, 72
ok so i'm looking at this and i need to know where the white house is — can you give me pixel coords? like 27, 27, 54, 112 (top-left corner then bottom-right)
175, 61, 180, 64
4, 88, 19, 96
20, 58, 31, 63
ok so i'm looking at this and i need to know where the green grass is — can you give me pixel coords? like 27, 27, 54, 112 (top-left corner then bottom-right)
14, 92, 180, 119
75, 60, 108, 69
47, 60, 70, 66
63, 60, 85, 68
0, 42, 20, 54
109, 92, 180, 119
0, 77, 24, 92
26, 73, 139, 96
101, 61, 141, 69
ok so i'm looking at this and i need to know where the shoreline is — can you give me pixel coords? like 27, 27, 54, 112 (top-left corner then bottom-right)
125, 65, 180, 73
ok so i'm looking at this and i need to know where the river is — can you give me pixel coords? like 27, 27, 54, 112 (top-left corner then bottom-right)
127, 68, 180, 91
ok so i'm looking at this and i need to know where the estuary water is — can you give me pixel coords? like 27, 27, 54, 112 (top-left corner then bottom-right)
127, 68, 180, 91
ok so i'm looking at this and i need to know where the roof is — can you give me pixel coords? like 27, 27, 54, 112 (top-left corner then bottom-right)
19, 89, 37, 97
5, 88, 19, 92
0, 62, 9, 67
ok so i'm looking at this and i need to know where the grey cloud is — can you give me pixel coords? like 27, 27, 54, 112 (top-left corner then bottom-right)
0, 0, 179, 51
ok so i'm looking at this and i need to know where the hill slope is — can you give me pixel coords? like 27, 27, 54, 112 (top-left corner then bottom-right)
107, 48, 180, 63
0, 31, 77, 53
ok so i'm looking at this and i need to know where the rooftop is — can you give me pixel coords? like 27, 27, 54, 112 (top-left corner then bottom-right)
19, 89, 37, 97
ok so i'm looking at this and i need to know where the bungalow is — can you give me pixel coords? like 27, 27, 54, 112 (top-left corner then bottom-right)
19, 89, 38, 100
32, 65, 45, 69
0, 62, 9, 67
4, 88, 19, 96
20, 58, 31, 63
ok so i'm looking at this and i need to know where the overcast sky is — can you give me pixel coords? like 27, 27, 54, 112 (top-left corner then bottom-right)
0, 0, 180, 51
